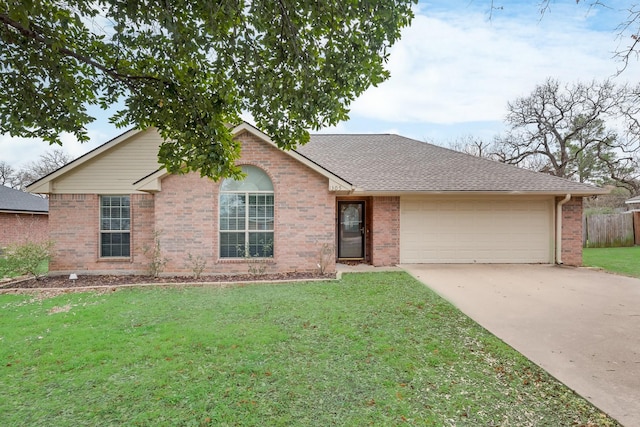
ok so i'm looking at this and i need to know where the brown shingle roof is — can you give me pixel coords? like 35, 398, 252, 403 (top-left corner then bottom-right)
296, 134, 606, 195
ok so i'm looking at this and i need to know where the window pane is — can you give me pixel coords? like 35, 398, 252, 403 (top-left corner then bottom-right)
219, 169, 274, 259
220, 232, 245, 258
248, 192, 274, 231
220, 166, 273, 192
248, 232, 274, 257
100, 196, 131, 257
220, 194, 245, 231
100, 232, 130, 257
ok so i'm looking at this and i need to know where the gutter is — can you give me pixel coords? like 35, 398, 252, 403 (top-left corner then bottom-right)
556, 194, 571, 264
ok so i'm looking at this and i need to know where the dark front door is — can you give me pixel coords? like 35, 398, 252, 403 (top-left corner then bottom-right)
338, 201, 365, 259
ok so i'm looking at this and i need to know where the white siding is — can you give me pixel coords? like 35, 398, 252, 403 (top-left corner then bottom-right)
400, 196, 554, 263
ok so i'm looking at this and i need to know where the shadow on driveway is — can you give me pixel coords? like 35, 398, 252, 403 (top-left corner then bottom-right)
401, 264, 640, 427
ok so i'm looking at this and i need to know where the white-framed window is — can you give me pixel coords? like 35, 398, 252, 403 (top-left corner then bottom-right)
219, 166, 274, 258
100, 195, 130, 257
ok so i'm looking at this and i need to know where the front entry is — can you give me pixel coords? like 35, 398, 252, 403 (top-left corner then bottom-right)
338, 201, 365, 259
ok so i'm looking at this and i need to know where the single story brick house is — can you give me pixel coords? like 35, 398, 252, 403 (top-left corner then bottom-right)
27, 122, 606, 276
0, 184, 49, 249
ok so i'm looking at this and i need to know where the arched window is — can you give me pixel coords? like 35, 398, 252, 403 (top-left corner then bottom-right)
219, 165, 274, 258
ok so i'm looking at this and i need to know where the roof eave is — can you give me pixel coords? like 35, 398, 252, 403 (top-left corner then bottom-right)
348, 189, 610, 197
0, 209, 48, 214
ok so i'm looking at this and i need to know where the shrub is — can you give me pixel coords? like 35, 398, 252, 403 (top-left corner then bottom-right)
317, 242, 334, 274
185, 253, 207, 279
4, 240, 53, 279
143, 230, 168, 278
239, 242, 273, 276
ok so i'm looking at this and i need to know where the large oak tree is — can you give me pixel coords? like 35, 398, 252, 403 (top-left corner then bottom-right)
495, 78, 640, 192
0, 0, 415, 179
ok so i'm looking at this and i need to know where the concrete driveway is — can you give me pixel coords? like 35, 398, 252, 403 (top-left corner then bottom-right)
401, 264, 640, 427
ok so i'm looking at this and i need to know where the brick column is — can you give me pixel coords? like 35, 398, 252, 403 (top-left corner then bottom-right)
370, 196, 400, 266
560, 196, 583, 266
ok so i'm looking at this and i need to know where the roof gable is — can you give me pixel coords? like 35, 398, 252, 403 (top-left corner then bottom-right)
134, 123, 354, 193
297, 134, 607, 195
0, 185, 48, 213
27, 128, 152, 194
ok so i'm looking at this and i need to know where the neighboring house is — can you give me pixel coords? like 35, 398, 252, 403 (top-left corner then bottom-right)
625, 195, 640, 210
27, 123, 606, 276
0, 184, 49, 249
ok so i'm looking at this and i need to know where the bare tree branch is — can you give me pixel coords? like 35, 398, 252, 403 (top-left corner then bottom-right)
495, 78, 640, 189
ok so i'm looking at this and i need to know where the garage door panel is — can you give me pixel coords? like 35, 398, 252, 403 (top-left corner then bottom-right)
400, 197, 553, 263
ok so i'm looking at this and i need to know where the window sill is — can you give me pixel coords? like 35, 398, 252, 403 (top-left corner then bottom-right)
97, 257, 131, 263
217, 258, 275, 264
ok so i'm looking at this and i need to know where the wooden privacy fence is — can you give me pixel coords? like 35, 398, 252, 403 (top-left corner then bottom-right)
584, 212, 639, 248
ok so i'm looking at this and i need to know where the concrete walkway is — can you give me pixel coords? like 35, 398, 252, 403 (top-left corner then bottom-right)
336, 263, 402, 274
401, 264, 640, 427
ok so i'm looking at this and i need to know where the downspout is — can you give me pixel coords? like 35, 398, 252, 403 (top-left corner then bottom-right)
556, 194, 571, 264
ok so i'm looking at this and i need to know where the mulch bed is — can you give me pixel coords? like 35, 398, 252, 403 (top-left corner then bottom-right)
0, 272, 336, 293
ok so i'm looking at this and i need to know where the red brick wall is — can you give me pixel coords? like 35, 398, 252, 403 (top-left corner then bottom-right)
48, 194, 154, 274
153, 130, 336, 275
131, 194, 156, 272
560, 196, 583, 266
0, 212, 49, 249
154, 172, 217, 274
370, 196, 400, 266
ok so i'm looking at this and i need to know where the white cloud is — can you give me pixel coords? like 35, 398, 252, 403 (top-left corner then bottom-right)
0, 135, 48, 168
350, 3, 634, 127
0, 126, 115, 169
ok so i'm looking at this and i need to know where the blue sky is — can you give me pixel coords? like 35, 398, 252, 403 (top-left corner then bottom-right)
1, 0, 638, 168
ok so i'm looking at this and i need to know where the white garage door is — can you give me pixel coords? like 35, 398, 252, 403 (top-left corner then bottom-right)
400, 197, 554, 263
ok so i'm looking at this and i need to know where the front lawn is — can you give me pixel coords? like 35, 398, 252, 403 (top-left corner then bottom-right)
583, 246, 640, 278
0, 273, 618, 426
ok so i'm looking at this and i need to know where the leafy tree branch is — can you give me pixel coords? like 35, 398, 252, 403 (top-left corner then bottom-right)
0, 0, 416, 179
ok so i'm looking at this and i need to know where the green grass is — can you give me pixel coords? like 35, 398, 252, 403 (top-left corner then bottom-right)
583, 246, 640, 277
0, 272, 618, 426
